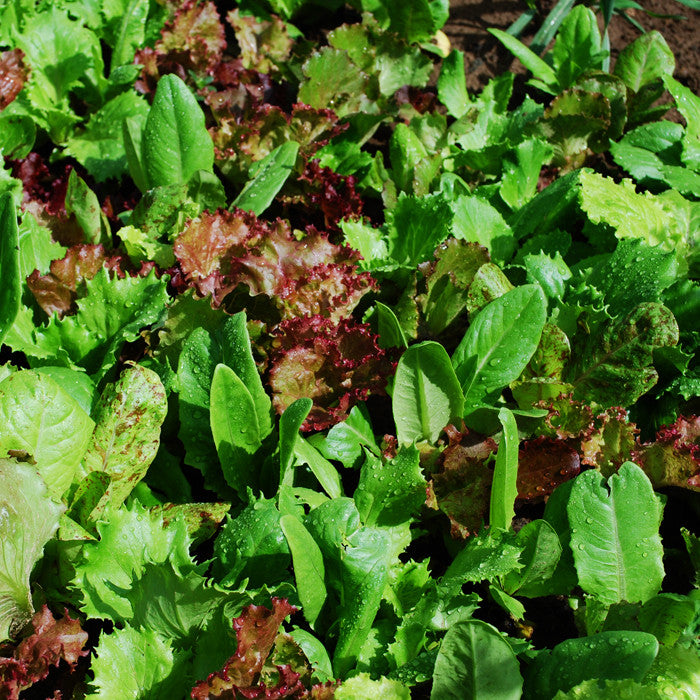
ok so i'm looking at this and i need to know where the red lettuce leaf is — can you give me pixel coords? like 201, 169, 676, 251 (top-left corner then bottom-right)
190, 598, 300, 700
9, 154, 93, 246
135, 0, 226, 93
281, 160, 363, 231
174, 211, 374, 320
267, 316, 394, 431
0, 606, 88, 700
429, 424, 497, 538
0, 49, 27, 110
516, 436, 581, 503
27, 244, 156, 317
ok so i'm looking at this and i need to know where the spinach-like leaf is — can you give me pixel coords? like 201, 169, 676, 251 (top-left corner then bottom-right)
430, 619, 523, 700
452, 285, 547, 409
280, 514, 326, 629
0, 193, 20, 345
142, 74, 215, 188
233, 141, 299, 216
210, 364, 262, 497
393, 341, 463, 446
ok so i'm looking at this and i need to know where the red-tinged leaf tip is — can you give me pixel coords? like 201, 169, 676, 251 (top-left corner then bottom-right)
27, 244, 158, 317
633, 415, 700, 492
288, 160, 363, 230
174, 212, 374, 319
191, 598, 298, 699
0, 49, 27, 110
516, 436, 581, 503
268, 316, 395, 431
0, 606, 88, 699
536, 393, 597, 441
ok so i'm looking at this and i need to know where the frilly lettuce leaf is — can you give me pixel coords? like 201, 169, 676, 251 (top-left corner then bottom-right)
0, 605, 88, 693
72, 502, 193, 621
85, 624, 190, 700
0, 459, 64, 641
336, 672, 410, 699
578, 170, 695, 267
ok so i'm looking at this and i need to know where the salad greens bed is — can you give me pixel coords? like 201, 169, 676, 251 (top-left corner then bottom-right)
0, 0, 699, 698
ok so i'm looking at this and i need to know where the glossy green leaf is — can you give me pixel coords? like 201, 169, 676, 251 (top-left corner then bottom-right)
354, 445, 425, 528
294, 437, 342, 499
438, 49, 469, 118
279, 398, 312, 486
567, 462, 665, 605
453, 285, 547, 409
333, 526, 392, 677
210, 364, 261, 497
442, 530, 523, 591
219, 313, 272, 439
233, 141, 299, 216
613, 31, 675, 93
489, 408, 519, 532
0, 194, 20, 346
502, 519, 562, 597
527, 631, 659, 698
280, 514, 326, 629
142, 74, 214, 188
489, 29, 558, 92
430, 619, 523, 700
393, 341, 464, 446
319, 404, 379, 469
213, 495, 289, 588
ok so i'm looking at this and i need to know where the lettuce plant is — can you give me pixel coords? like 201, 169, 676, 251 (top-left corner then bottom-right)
0, 1, 698, 698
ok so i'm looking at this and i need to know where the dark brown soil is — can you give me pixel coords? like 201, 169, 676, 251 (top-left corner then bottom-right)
444, 0, 700, 95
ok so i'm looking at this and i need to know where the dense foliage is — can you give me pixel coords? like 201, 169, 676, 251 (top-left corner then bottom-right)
0, 0, 698, 698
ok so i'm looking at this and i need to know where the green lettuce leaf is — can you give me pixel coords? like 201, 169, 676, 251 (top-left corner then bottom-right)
0, 370, 94, 498
72, 502, 193, 621
0, 458, 64, 641
567, 462, 665, 605
430, 619, 523, 700
85, 625, 190, 700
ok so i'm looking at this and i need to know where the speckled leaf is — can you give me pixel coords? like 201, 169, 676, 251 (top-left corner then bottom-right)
83, 365, 167, 513
566, 303, 678, 408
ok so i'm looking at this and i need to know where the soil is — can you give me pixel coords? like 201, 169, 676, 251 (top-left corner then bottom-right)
443, 0, 700, 96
